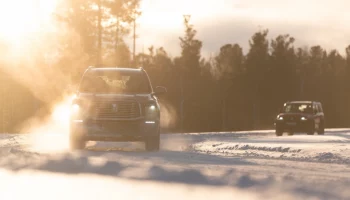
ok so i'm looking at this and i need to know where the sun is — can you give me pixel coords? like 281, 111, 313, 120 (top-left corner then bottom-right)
0, 0, 57, 44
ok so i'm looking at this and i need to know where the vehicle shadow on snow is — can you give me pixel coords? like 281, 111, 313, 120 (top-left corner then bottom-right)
83, 149, 256, 166
2, 149, 257, 187
32, 155, 265, 187
81, 139, 256, 166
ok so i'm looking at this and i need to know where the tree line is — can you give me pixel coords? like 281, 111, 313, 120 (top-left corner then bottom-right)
1, 0, 350, 133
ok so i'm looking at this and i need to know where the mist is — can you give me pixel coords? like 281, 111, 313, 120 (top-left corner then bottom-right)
0, 1, 88, 151
159, 100, 178, 131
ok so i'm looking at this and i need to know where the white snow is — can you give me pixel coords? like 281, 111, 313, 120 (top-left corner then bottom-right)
0, 169, 315, 200
192, 130, 350, 164
0, 129, 349, 200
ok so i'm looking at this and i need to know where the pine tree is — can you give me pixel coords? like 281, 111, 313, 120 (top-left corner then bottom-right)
269, 34, 296, 120
215, 43, 244, 130
245, 29, 270, 129
176, 15, 203, 131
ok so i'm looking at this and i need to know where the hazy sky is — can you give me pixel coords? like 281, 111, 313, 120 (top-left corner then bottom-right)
130, 0, 350, 58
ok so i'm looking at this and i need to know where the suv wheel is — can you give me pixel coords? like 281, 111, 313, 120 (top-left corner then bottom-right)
145, 135, 160, 151
307, 122, 315, 135
275, 129, 283, 136
318, 122, 325, 135
69, 133, 86, 150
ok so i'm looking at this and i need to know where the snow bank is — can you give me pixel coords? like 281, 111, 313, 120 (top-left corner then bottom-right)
192, 135, 350, 164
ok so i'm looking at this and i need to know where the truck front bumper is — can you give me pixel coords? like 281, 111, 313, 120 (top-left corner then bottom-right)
70, 118, 159, 142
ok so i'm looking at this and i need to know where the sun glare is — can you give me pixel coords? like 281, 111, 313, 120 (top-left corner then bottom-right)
0, 0, 57, 43
52, 100, 71, 125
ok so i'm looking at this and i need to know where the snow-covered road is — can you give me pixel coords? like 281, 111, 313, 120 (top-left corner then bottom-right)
0, 129, 350, 200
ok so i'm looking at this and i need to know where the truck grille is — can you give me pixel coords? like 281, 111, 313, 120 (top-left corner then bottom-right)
91, 100, 141, 119
93, 121, 140, 134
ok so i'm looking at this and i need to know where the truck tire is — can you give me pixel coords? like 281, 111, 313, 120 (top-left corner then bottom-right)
145, 135, 160, 151
69, 134, 85, 150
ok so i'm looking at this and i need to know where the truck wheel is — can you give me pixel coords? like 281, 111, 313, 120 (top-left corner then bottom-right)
69, 134, 85, 150
307, 130, 314, 135
145, 135, 160, 151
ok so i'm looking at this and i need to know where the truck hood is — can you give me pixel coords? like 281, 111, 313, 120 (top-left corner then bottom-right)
76, 93, 156, 103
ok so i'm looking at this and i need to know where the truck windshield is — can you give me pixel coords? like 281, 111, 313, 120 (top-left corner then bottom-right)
79, 71, 151, 94
283, 103, 313, 114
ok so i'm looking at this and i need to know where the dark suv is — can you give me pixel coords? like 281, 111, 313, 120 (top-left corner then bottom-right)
69, 67, 167, 151
274, 101, 325, 136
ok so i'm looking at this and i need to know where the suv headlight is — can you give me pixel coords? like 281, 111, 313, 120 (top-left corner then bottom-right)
301, 116, 308, 121
277, 116, 283, 120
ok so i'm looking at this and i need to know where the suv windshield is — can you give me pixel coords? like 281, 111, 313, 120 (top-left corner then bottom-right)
283, 103, 313, 114
79, 70, 151, 94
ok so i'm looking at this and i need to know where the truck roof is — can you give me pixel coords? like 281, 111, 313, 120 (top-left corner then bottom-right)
84, 67, 144, 76
89, 67, 142, 72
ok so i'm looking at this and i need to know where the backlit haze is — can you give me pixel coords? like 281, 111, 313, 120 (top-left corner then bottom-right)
0, 0, 349, 151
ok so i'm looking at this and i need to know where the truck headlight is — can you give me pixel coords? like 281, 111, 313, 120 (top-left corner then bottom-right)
71, 104, 82, 120
72, 104, 80, 114
145, 103, 158, 120
277, 116, 283, 120
149, 105, 156, 111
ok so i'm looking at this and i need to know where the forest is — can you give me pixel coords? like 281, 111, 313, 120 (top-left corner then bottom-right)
0, 0, 350, 133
